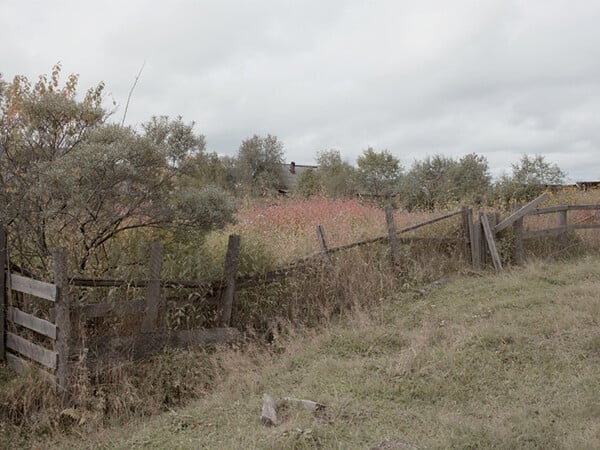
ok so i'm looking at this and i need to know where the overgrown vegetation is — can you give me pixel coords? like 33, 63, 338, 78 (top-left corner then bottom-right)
8, 256, 597, 449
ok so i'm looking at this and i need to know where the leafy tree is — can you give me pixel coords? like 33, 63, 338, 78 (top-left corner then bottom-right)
0, 66, 234, 275
356, 147, 402, 197
494, 154, 566, 203
315, 149, 356, 197
294, 167, 321, 197
236, 134, 285, 195
400, 155, 455, 210
448, 153, 492, 204
142, 115, 206, 166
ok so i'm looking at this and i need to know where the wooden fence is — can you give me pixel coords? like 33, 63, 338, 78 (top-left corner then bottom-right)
3, 197, 600, 395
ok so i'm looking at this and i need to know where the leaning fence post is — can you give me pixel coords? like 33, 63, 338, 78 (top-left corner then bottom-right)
0, 227, 6, 362
220, 234, 241, 327
316, 225, 333, 266
53, 247, 71, 402
141, 242, 163, 333
481, 213, 503, 272
384, 205, 402, 273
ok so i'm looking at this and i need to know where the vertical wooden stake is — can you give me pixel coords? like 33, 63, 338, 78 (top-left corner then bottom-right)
220, 234, 241, 327
316, 225, 332, 266
471, 218, 482, 270
513, 217, 524, 265
461, 206, 474, 265
141, 242, 163, 333
558, 209, 568, 250
53, 247, 70, 402
384, 205, 402, 273
0, 228, 6, 362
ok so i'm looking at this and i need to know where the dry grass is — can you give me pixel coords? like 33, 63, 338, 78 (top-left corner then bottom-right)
20, 255, 600, 449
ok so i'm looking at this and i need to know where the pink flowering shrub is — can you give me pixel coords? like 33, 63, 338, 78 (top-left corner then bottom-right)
225, 197, 436, 263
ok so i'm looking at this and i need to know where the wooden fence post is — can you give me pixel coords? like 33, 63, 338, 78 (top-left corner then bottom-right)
481, 213, 503, 272
471, 217, 482, 270
0, 228, 6, 362
513, 217, 524, 265
220, 234, 241, 327
384, 205, 402, 273
141, 242, 163, 333
461, 206, 474, 265
53, 247, 70, 402
558, 209, 568, 250
315, 225, 333, 266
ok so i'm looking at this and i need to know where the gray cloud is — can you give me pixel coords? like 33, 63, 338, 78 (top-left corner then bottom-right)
2, 0, 600, 180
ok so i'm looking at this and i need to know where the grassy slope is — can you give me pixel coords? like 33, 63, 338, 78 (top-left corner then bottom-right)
53, 257, 600, 449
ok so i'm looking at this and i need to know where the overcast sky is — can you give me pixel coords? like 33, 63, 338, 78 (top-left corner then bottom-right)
2, 0, 600, 180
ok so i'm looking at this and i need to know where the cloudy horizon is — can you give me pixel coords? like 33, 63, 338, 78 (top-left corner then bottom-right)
3, 0, 600, 181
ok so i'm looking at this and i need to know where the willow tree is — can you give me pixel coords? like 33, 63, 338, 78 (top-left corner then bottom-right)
0, 66, 234, 276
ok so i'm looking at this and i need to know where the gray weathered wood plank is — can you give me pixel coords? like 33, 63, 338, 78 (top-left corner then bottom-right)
481, 214, 503, 272
513, 217, 524, 265
6, 332, 57, 369
385, 206, 401, 271
53, 248, 71, 399
0, 228, 6, 360
7, 306, 56, 339
471, 219, 481, 270
9, 273, 57, 302
6, 352, 57, 384
219, 234, 241, 327
316, 224, 333, 266
495, 192, 550, 232
523, 227, 568, 239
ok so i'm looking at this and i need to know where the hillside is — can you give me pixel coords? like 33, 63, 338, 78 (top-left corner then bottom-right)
46, 257, 600, 449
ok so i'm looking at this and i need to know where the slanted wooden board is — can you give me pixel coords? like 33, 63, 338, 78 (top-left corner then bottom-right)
9, 273, 57, 302
316, 224, 333, 265
7, 306, 57, 339
495, 192, 550, 232
6, 352, 57, 385
6, 332, 57, 369
481, 214, 503, 272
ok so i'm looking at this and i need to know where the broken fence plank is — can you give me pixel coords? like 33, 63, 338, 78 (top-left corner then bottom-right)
494, 192, 550, 232
480, 214, 503, 272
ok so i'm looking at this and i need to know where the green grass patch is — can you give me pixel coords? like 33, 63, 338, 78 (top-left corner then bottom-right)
23, 256, 598, 449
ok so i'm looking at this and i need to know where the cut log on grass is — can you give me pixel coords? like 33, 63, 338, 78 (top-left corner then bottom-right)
261, 394, 326, 426
261, 393, 278, 426
411, 277, 450, 296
